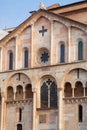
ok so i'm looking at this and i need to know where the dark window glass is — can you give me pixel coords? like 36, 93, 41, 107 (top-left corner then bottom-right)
24, 50, 28, 68
41, 82, 48, 108
19, 108, 22, 122
17, 124, 22, 130
40, 51, 49, 63
41, 79, 57, 109
9, 52, 13, 70
78, 105, 83, 122
50, 81, 57, 108
78, 41, 83, 60
60, 44, 65, 63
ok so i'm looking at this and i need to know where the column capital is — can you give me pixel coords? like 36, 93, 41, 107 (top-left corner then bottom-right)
32, 88, 36, 93
1, 92, 5, 98
57, 87, 62, 91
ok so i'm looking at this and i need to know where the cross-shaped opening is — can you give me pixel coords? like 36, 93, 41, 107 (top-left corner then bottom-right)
39, 26, 47, 36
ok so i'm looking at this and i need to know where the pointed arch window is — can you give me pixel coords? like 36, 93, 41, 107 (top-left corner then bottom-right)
24, 49, 28, 68
64, 82, 72, 97
41, 78, 57, 108
25, 84, 33, 98
16, 85, 23, 100
9, 51, 13, 70
60, 44, 65, 63
78, 105, 83, 122
41, 82, 48, 108
7, 86, 14, 100
78, 41, 83, 60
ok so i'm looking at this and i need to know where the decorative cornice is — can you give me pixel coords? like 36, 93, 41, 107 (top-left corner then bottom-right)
63, 97, 87, 104
6, 98, 32, 105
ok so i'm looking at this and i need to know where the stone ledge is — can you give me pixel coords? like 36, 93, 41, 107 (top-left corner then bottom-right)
5, 98, 32, 105
63, 97, 87, 104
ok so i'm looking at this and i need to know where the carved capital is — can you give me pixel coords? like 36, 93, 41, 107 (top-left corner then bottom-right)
57, 88, 62, 91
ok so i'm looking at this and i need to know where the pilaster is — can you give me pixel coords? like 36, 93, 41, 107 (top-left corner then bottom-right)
31, 23, 34, 68
15, 35, 19, 70
32, 88, 36, 130
58, 87, 64, 130
50, 21, 54, 65
1, 92, 6, 130
68, 26, 71, 62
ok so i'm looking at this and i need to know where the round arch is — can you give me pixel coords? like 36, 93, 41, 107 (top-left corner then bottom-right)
4, 72, 32, 99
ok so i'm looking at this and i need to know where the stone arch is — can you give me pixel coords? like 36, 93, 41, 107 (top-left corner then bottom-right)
74, 81, 84, 97
40, 75, 57, 108
7, 86, 14, 100
35, 16, 50, 25
19, 25, 31, 36
37, 47, 50, 64
25, 84, 33, 98
71, 26, 86, 35
61, 67, 87, 89
16, 85, 23, 100
5, 72, 32, 99
64, 82, 72, 97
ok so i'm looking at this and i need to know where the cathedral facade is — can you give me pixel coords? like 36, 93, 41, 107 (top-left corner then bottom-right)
0, 1, 87, 130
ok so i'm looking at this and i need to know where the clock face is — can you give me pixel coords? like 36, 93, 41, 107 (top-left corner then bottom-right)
40, 51, 49, 63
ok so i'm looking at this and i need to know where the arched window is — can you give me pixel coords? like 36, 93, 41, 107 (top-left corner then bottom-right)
7, 86, 14, 100
41, 82, 48, 108
74, 81, 84, 97
78, 41, 83, 60
60, 44, 65, 63
50, 81, 57, 108
64, 82, 72, 97
78, 105, 83, 122
24, 49, 28, 68
25, 84, 33, 98
16, 85, 23, 100
9, 51, 13, 70
41, 78, 57, 108
17, 124, 22, 130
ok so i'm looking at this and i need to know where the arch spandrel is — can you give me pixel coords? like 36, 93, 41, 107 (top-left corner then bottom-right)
5, 72, 32, 93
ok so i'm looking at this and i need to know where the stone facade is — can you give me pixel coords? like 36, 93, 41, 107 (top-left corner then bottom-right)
0, 1, 87, 130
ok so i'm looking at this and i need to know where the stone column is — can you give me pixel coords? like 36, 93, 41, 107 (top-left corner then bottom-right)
50, 21, 54, 65
32, 89, 36, 130
72, 88, 74, 97
31, 24, 34, 68
1, 92, 6, 130
68, 26, 71, 62
84, 87, 85, 97
15, 35, 19, 70
58, 88, 64, 130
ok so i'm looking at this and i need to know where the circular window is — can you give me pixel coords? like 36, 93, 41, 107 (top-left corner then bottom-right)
38, 48, 50, 64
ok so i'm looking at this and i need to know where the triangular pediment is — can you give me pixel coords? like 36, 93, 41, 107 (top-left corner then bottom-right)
0, 9, 87, 43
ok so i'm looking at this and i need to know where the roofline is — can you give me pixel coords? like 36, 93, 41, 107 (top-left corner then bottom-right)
47, 0, 86, 11
0, 9, 87, 42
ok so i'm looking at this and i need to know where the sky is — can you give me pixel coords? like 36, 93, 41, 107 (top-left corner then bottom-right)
0, 0, 83, 29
